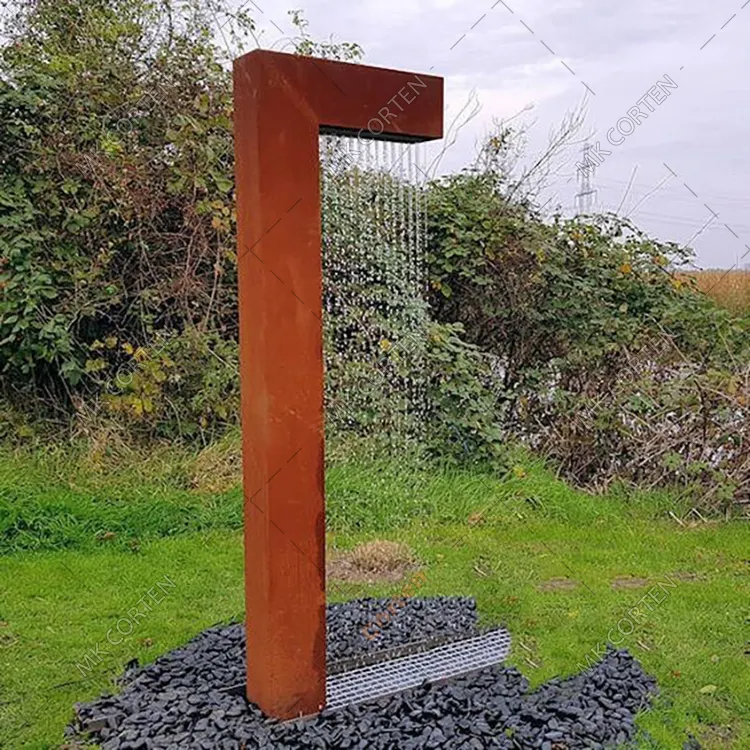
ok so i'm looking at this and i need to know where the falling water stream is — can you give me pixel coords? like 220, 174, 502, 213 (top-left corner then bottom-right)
320, 135, 430, 461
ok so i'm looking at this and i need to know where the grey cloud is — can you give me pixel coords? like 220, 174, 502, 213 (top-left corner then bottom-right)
279, 0, 749, 267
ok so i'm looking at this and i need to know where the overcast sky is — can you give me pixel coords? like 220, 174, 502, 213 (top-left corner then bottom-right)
228, 0, 750, 269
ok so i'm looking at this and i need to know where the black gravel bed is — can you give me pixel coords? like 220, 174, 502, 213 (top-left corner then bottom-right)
68, 597, 658, 749
326, 596, 480, 663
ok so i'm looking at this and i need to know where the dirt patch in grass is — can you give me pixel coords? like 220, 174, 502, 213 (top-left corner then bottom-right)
537, 577, 578, 592
467, 511, 485, 527
670, 570, 707, 583
699, 724, 736, 748
611, 576, 650, 590
327, 540, 417, 584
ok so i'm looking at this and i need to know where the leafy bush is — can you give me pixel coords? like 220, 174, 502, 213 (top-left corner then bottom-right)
427, 172, 714, 391
97, 328, 240, 440
0, 0, 242, 399
0, 0, 503, 467
527, 334, 750, 510
320, 148, 505, 469
425, 149, 750, 507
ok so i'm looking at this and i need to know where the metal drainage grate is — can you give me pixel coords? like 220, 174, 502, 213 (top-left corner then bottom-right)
326, 628, 511, 709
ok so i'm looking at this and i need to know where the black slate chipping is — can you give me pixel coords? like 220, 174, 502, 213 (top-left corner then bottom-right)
67, 597, 659, 749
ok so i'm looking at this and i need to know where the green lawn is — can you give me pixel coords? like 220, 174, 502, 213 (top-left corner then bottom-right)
0, 445, 748, 748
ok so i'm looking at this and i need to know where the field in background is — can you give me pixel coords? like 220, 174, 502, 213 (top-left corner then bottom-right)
684, 270, 750, 315
0, 442, 748, 748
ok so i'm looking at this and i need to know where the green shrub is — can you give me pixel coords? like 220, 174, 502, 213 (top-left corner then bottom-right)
425, 149, 750, 506
0, 0, 243, 399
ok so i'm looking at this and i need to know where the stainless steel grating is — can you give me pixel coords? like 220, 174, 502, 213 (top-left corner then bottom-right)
326, 628, 511, 709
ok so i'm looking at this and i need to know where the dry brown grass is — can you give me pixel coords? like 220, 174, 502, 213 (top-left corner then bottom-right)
327, 539, 417, 583
699, 724, 737, 749
190, 429, 243, 493
610, 576, 650, 590
682, 270, 750, 315
537, 577, 578, 592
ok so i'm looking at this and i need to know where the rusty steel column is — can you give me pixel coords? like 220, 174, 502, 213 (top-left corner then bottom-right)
233, 50, 443, 719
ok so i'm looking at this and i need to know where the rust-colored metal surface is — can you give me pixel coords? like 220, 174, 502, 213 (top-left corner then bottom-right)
233, 49, 443, 720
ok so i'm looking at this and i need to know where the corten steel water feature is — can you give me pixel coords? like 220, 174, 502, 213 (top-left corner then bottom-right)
233, 49, 443, 720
